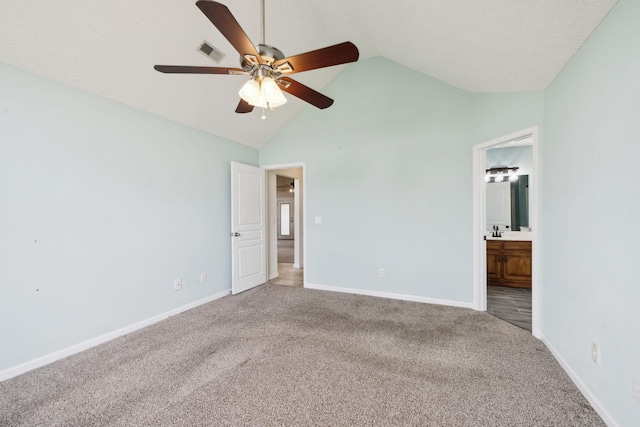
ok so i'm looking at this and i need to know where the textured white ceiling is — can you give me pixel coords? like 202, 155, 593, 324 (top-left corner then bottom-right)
0, 0, 618, 148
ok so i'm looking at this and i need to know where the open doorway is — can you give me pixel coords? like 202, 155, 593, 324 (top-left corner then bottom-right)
472, 126, 541, 337
485, 144, 533, 330
265, 166, 304, 287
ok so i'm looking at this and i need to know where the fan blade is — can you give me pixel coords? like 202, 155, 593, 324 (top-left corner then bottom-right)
235, 99, 254, 113
196, 1, 263, 63
154, 65, 245, 75
274, 42, 359, 74
279, 77, 334, 109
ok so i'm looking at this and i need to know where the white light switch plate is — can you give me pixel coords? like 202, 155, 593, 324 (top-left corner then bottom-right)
591, 342, 600, 365
314, 216, 322, 224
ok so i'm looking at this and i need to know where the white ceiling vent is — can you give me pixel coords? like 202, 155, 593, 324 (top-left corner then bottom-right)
198, 41, 225, 63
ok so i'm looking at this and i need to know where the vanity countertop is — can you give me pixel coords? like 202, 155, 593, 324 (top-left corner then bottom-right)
486, 231, 532, 241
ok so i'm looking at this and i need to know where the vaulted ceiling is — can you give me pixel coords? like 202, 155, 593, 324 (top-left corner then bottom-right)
1, 0, 617, 148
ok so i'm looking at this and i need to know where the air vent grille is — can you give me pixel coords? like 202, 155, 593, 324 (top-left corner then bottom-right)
198, 41, 225, 63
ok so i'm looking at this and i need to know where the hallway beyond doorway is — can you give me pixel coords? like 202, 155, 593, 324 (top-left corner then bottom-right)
269, 263, 303, 287
277, 239, 294, 263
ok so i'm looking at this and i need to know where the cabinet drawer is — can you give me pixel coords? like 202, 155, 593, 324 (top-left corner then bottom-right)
487, 240, 531, 251
486, 240, 503, 250
503, 241, 531, 252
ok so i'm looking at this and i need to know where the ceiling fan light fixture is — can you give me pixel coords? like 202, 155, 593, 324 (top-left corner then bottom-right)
239, 76, 287, 109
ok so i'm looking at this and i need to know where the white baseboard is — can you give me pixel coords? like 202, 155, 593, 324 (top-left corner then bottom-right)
293, 263, 302, 269
305, 283, 474, 309
540, 334, 618, 427
0, 290, 231, 382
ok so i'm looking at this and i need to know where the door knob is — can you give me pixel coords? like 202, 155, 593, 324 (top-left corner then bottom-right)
230, 232, 241, 237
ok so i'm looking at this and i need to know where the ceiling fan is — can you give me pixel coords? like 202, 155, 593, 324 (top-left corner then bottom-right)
154, 0, 360, 115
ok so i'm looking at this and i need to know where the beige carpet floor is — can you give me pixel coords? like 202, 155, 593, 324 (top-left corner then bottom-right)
0, 285, 603, 426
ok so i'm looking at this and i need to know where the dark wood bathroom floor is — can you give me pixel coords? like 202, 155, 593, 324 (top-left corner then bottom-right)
487, 285, 532, 331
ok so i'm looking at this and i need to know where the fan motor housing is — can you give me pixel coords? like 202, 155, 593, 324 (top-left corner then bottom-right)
241, 44, 285, 71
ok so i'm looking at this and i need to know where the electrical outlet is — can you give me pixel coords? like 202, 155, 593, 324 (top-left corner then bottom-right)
174, 278, 182, 291
633, 375, 640, 405
379, 268, 385, 278
200, 273, 207, 284
591, 342, 600, 365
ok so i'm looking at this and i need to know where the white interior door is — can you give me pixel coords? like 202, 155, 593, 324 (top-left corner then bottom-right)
231, 162, 266, 294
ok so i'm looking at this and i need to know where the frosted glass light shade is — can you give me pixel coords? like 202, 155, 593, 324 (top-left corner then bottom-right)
260, 77, 287, 107
239, 77, 287, 109
239, 79, 261, 104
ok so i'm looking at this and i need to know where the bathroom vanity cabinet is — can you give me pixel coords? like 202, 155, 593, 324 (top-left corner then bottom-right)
486, 240, 532, 288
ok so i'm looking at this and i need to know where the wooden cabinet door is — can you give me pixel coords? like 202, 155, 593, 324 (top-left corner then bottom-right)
502, 241, 532, 288
486, 241, 503, 285
503, 253, 532, 286
486, 240, 532, 289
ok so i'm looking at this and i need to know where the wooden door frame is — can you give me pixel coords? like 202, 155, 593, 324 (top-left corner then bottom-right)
472, 126, 541, 337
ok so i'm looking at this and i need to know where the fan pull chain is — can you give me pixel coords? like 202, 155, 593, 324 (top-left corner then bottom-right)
261, 107, 266, 120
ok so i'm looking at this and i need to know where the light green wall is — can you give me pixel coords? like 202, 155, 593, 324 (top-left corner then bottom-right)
472, 92, 544, 143
486, 146, 533, 176
0, 64, 258, 371
543, 0, 640, 424
260, 56, 543, 302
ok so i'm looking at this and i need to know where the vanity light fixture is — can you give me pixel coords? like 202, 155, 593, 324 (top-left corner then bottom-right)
289, 180, 295, 192
486, 166, 519, 183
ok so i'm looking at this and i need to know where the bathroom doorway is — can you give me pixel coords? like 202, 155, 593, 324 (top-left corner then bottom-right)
472, 126, 541, 337
485, 144, 533, 331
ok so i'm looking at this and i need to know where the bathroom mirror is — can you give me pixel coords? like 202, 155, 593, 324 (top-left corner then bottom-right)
511, 175, 529, 230
486, 175, 529, 231
486, 143, 532, 231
